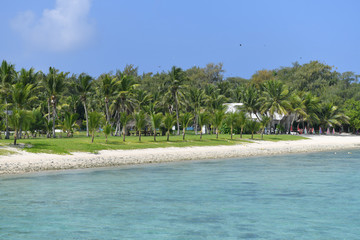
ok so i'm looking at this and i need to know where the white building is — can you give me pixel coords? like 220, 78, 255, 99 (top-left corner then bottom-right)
223, 103, 293, 132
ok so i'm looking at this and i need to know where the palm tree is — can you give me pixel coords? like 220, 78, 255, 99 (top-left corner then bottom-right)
43, 67, 67, 138
59, 112, 79, 137
207, 88, 227, 113
134, 111, 146, 141
103, 122, 112, 143
317, 102, 349, 130
198, 111, 210, 140
135, 89, 152, 112
260, 80, 291, 128
111, 72, 137, 135
187, 87, 206, 134
120, 112, 132, 142
303, 92, 320, 129
288, 91, 307, 132
163, 113, 175, 141
240, 84, 261, 120
149, 112, 163, 142
88, 111, 102, 143
8, 109, 33, 145
10, 80, 38, 138
100, 74, 117, 123
225, 112, 238, 140
11, 82, 37, 110
0, 60, 16, 139
18, 67, 38, 86
180, 112, 193, 140
166, 66, 186, 135
74, 73, 93, 137
246, 119, 260, 139
259, 115, 270, 140
237, 111, 247, 138
212, 110, 225, 139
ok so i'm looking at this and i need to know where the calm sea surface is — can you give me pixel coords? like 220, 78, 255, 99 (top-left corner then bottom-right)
1, 150, 360, 239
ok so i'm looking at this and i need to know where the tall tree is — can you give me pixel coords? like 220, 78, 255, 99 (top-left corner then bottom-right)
186, 87, 206, 135
166, 66, 186, 135
260, 79, 291, 128
43, 67, 67, 138
0, 60, 16, 139
74, 73, 93, 137
100, 74, 117, 123
240, 84, 261, 120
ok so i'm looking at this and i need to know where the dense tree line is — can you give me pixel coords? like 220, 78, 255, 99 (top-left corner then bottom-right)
0, 60, 359, 144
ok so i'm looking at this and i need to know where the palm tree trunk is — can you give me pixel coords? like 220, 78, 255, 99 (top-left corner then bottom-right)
240, 128, 243, 139
13, 132, 17, 145
5, 100, 9, 139
194, 112, 198, 135
200, 131, 203, 140
183, 129, 185, 140
175, 95, 180, 135
251, 131, 254, 139
105, 97, 110, 123
167, 130, 170, 141
46, 98, 51, 138
230, 126, 233, 140
92, 132, 95, 143
139, 131, 141, 141
154, 129, 157, 142
106, 135, 108, 143
261, 129, 264, 139
216, 128, 219, 139
122, 127, 126, 142
52, 102, 56, 138
47, 98, 51, 122
83, 101, 89, 137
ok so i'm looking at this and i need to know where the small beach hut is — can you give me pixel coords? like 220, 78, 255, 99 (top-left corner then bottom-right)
327, 128, 330, 135
333, 128, 335, 134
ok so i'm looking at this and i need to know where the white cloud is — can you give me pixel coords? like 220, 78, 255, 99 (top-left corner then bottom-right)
11, 0, 95, 52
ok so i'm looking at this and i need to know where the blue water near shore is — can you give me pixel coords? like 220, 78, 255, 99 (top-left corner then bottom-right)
1, 150, 360, 239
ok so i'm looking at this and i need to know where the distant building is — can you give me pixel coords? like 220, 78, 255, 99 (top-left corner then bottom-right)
223, 103, 294, 132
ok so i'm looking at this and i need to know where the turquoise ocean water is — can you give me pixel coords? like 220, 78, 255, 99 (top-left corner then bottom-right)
1, 150, 360, 239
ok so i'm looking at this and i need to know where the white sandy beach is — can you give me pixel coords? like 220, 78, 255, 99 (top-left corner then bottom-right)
1, 135, 360, 175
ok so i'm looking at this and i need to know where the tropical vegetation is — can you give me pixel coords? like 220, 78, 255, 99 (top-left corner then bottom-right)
0, 60, 357, 150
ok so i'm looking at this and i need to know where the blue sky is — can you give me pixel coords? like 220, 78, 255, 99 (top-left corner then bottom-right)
1, 0, 359, 79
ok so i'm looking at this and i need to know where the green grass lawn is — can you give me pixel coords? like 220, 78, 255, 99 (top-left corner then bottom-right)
0, 131, 307, 155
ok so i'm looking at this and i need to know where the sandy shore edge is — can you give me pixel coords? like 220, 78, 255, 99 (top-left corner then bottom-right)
1, 135, 360, 175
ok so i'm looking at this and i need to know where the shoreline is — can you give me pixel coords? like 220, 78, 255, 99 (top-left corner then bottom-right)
1, 135, 360, 175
